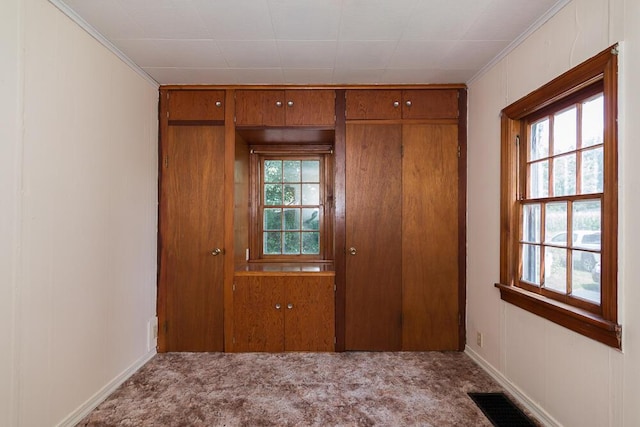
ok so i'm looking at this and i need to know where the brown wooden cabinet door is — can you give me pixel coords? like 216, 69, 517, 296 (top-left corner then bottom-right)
402, 90, 459, 119
345, 124, 403, 350
402, 124, 459, 350
284, 90, 335, 126
235, 90, 285, 126
167, 90, 225, 121
345, 90, 402, 120
159, 125, 225, 351
233, 276, 285, 352
285, 276, 335, 351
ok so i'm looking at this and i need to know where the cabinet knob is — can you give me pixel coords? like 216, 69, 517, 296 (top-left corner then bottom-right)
275, 303, 281, 310
211, 248, 223, 256
275, 101, 283, 107
287, 303, 293, 309
215, 101, 222, 107
393, 101, 400, 108
405, 100, 412, 107
287, 100, 294, 107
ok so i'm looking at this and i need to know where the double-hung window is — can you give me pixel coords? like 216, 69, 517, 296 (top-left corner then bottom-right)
497, 45, 620, 348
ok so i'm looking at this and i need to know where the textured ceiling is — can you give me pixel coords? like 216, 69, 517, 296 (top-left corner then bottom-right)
58, 0, 565, 85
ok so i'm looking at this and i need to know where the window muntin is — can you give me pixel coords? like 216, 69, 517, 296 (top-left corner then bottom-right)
519, 93, 604, 309
259, 157, 324, 258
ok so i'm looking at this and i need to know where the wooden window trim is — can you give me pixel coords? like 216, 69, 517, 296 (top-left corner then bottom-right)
249, 146, 334, 262
496, 45, 620, 348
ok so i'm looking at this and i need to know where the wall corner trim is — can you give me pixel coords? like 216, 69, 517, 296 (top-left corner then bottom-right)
466, 0, 572, 86
55, 350, 156, 427
465, 346, 561, 427
48, 0, 159, 89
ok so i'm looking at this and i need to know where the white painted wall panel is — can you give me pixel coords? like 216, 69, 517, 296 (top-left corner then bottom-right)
467, 0, 638, 425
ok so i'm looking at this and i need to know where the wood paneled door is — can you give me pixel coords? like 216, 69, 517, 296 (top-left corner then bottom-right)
158, 125, 225, 352
402, 124, 459, 350
345, 124, 403, 351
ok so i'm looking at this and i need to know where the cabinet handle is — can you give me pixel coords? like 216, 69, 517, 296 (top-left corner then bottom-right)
275, 101, 283, 107
393, 101, 400, 108
275, 303, 281, 310
211, 248, 223, 256
287, 100, 294, 107
287, 303, 293, 309
405, 100, 412, 107
215, 101, 222, 107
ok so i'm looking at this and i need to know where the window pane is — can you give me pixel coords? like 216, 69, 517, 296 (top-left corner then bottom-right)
302, 184, 320, 205
264, 208, 282, 230
283, 184, 301, 205
544, 246, 566, 293
302, 160, 320, 182
302, 208, 320, 230
530, 118, 549, 161
283, 160, 301, 182
302, 232, 320, 254
545, 202, 567, 244
572, 251, 601, 303
265, 184, 283, 205
283, 208, 300, 230
284, 232, 301, 254
572, 200, 601, 238
553, 107, 577, 155
582, 95, 603, 148
581, 147, 603, 194
553, 153, 576, 196
522, 204, 541, 243
264, 160, 282, 183
529, 160, 549, 198
264, 232, 282, 254
522, 244, 540, 285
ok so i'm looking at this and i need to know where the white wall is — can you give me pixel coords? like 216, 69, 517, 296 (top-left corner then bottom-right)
2, 0, 159, 425
467, 0, 639, 426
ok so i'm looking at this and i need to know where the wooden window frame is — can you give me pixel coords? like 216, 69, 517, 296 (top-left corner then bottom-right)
495, 45, 621, 348
249, 145, 334, 262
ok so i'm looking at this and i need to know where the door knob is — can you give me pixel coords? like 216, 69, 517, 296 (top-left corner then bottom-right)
211, 248, 223, 256
349, 247, 357, 256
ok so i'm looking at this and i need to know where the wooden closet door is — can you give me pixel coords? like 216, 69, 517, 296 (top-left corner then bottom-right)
345, 124, 403, 351
402, 124, 459, 350
160, 125, 225, 351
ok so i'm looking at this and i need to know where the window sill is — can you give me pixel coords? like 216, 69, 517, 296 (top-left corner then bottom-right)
495, 283, 621, 349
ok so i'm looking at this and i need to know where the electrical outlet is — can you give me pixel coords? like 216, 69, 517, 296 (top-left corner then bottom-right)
476, 332, 483, 347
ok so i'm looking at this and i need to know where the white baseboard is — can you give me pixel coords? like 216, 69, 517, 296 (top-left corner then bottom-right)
465, 346, 561, 427
56, 349, 156, 427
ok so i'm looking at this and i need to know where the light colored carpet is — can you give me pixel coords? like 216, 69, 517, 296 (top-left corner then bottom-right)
79, 352, 515, 426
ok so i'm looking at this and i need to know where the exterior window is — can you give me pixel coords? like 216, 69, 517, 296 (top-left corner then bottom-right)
250, 150, 332, 261
497, 45, 620, 348
262, 158, 322, 256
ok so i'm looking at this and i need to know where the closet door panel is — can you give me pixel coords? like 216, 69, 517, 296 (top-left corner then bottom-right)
160, 125, 225, 351
402, 124, 459, 350
345, 124, 403, 351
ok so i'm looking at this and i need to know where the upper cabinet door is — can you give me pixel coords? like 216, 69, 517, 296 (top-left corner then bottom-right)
346, 90, 402, 120
284, 90, 335, 126
167, 90, 225, 121
235, 90, 286, 126
402, 89, 459, 119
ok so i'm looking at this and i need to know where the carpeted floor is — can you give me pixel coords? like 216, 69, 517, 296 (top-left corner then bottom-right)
79, 352, 528, 426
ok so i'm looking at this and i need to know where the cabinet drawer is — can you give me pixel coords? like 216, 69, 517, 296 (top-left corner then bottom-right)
346, 90, 402, 120
402, 89, 459, 119
167, 90, 225, 121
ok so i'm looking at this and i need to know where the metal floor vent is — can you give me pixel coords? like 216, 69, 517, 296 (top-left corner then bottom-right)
468, 392, 537, 427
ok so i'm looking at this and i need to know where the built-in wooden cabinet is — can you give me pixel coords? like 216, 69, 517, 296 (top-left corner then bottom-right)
157, 85, 466, 354
345, 89, 458, 120
235, 89, 335, 126
233, 273, 335, 352
166, 89, 225, 121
